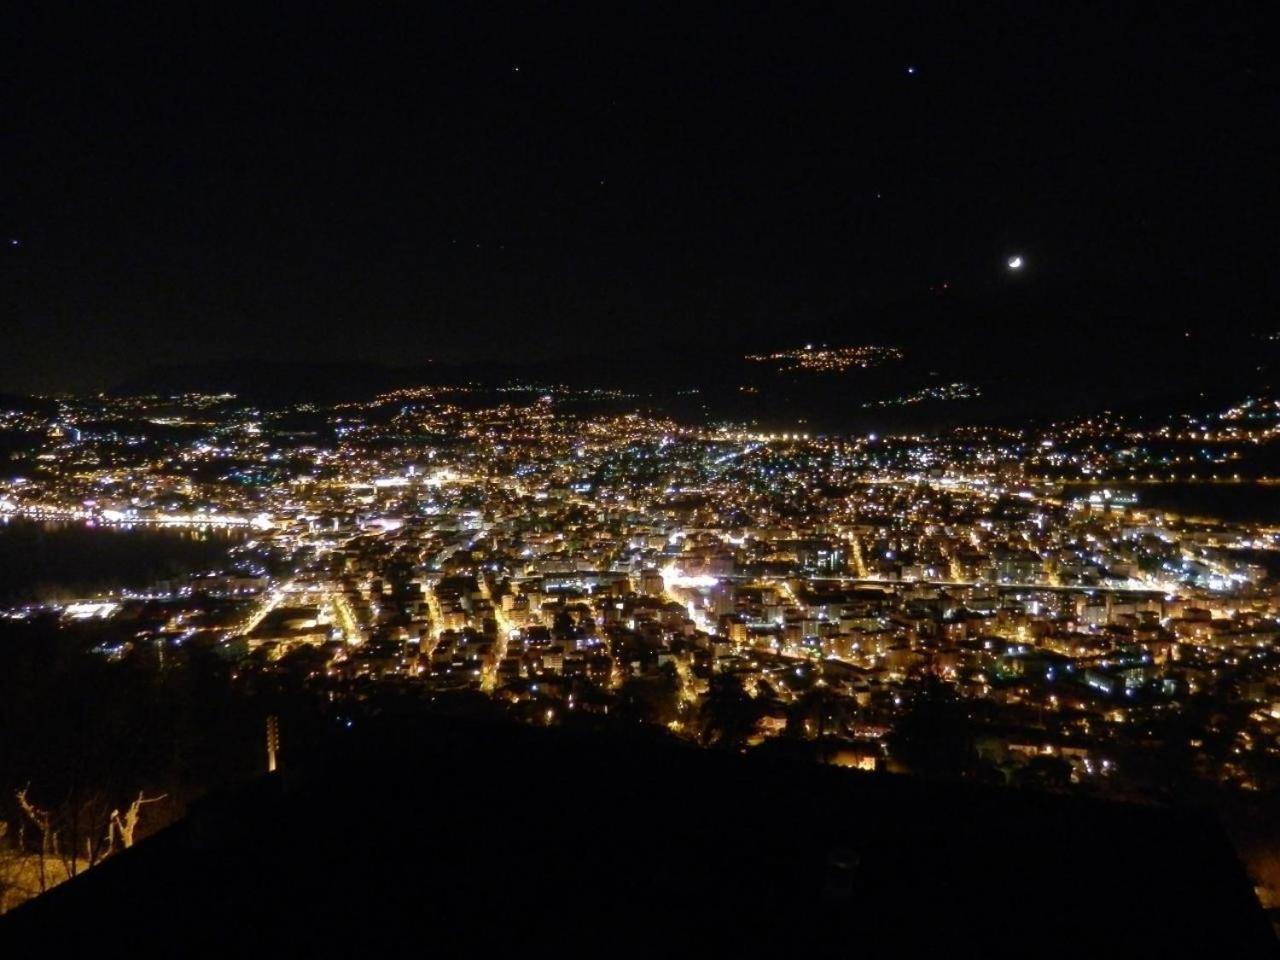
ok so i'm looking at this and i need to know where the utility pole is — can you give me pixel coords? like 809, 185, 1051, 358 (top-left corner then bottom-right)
266, 714, 280, 773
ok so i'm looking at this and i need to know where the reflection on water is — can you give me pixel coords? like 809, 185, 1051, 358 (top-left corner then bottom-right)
0, 517, 246, 605
1061, 482, 1280, 525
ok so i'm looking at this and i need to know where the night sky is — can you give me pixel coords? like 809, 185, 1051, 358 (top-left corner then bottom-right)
4, 5, 1274, 393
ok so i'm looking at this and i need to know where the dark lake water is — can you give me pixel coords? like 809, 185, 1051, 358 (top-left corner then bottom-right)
1062, 483, 1280, 525
0, 518, 246, 605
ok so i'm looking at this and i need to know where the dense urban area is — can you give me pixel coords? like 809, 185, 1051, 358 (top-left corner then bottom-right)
4, 360, 1280, 920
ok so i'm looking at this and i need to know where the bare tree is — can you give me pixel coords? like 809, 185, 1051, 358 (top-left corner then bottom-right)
15, 786, 52, 893
110, 792, 168, 850
0, 822, 12, 911
9, 784, 166, 908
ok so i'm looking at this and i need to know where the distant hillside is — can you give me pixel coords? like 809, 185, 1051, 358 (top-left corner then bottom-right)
0, 393, 57, 416
109, 362, 433, 405
105, 323, 1280, 428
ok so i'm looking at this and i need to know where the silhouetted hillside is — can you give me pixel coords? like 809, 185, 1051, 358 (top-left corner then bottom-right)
3, 716, 1273, 956
107, 326, 1280, 435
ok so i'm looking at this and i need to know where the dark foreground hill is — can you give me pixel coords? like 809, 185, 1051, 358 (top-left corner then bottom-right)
2, 717, 1274, 956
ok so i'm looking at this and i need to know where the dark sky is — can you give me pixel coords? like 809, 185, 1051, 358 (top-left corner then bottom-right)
3, 4, 1275, 393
